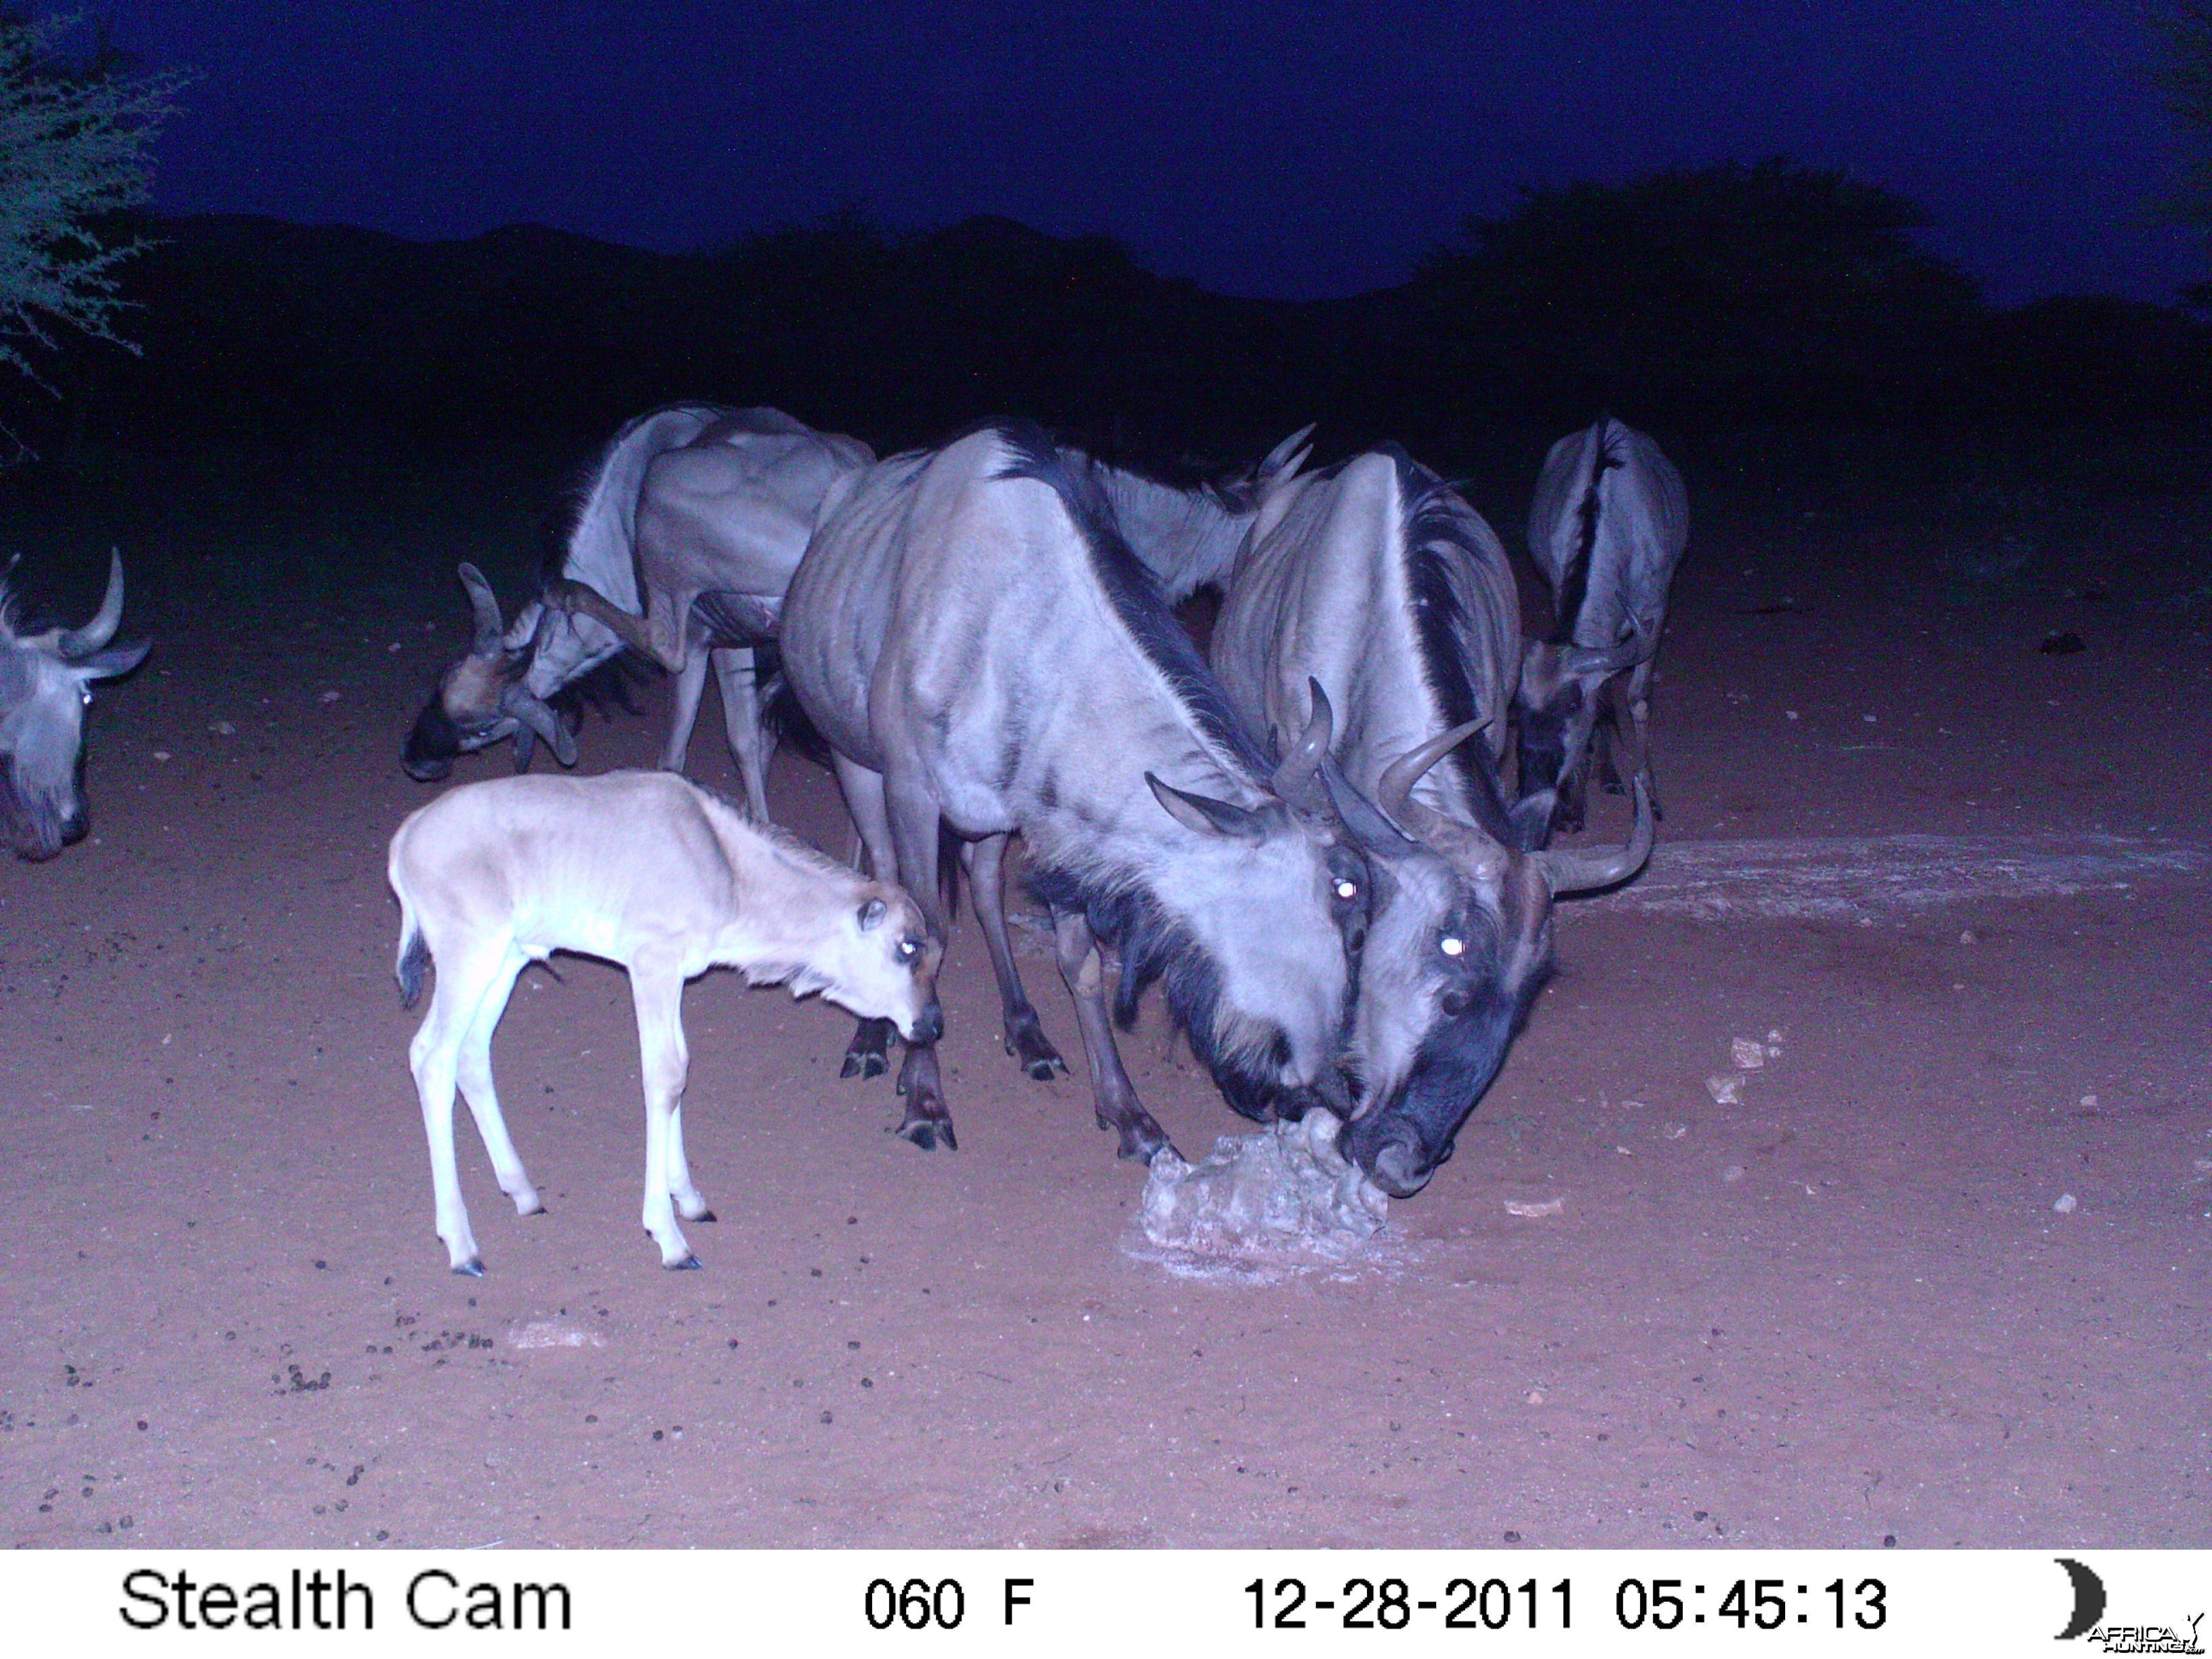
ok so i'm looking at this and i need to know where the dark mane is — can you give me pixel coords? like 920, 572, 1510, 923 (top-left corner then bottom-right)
1551, 420, 1619, 645
1389, 445, 1524, 848
1027, 866, 1284, 1121
989, 419, 1271, 779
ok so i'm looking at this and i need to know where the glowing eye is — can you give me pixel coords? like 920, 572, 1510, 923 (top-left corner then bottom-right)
1440, 936, 1465, 956
896, 937, 921, 961
1334, 880, 1358, 900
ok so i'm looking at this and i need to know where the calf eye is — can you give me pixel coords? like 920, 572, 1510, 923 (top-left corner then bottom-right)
1439, 936, 1465, 956
896, 935, 922, 962
1334, 879, 1359, 901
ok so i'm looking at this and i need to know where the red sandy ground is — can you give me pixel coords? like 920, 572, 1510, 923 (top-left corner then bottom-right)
1, 474, 2206, 1550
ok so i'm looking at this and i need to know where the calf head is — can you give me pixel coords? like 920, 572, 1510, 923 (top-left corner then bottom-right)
811, 884, 943, 1044
0, 552, 148, 860
403, 563, 577, 781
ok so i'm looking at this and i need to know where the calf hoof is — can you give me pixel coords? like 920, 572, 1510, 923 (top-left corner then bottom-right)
667, 1254, 703, 1271
693, 1209, 718, 1225
451, 1258, 486, 1278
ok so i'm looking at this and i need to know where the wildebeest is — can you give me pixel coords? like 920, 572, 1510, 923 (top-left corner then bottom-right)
1520, 415, 1689, 832
0, 550, 148, 860
771, 421, 1395, 1162
403, 405, 873, 820
1212, 447, 1652, 1195
390, 770, 942, 1273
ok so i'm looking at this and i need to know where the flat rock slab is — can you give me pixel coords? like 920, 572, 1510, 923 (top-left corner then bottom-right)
1598, 833, 2210, 920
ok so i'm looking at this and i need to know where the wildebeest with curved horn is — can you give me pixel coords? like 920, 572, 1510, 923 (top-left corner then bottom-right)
0, 550, 148, 860
403, 405, 873, 820
767, 420, 1391, 1162
1212, 445, 1652, 1196
1520, 415, 1688, 833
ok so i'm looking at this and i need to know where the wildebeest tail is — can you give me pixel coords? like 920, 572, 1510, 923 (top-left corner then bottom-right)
755, 642, 834, 769
396, 909, 432, 1009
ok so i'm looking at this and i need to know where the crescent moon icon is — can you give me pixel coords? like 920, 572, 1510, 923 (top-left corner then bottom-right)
2055, 1557, 2106, 1641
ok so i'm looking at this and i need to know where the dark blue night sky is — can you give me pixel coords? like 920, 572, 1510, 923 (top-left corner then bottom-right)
87, 0, 2204, 306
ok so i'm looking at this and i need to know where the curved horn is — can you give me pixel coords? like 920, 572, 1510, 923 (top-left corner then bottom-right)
58, 550, 125, 659
1271, 678, 1334, 804
1318, 756, 1418, 861
1535, 769, 1656, 895
1373, 720, 1509, 880
1556, 638, 1643, 678
457, 562, 505, 653
501, 683, 577, 768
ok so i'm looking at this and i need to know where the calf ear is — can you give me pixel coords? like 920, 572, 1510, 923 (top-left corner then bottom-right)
857, 897, 887, 931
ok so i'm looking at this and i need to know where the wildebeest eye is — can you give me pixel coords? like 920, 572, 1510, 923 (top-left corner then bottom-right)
1439, 935, 1465, 957
896, 935, 922, 962
1334, 879, 1359, 901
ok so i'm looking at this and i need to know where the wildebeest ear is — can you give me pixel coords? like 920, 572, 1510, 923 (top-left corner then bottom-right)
1146, 772, 1263, 842
857, 897, 887, 931
68, 638, 150, 682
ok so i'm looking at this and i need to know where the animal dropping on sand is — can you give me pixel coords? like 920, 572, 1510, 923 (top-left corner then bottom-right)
1141, 1111, 1389, 1258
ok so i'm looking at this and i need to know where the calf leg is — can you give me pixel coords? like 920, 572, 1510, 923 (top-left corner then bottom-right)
659, 651, 712, 775
962, 832, 1066, 1080
1051, 907, 1172, 1164
407, 939, 516, 1274
711, 647, 773, 823
452, 947, 544, 1221
629, 961, 701, 1268
834, 754, 898, 1080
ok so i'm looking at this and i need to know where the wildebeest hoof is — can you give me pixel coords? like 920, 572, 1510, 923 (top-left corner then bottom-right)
841, 1049, 888, 1080
452, 1258, 486, 1277
692, 1208, 718, 1224
897, 1111, 958, 1152
668, 1254, 703, 1271
1023, 1053, 1066, 1082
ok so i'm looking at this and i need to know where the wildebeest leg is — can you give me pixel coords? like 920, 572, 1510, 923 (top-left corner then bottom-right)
710, 647, 773, 823
629, 960, 701, 1268
1620, 661, 1662, 819
1553, 685, 1607, 835
451, 946, 544, 1222
659, 651, 712, 775
832, 754, 898, 1080
961, 832, 1067, 1081
1050, 906, 1172, 1164
408, 940, 516, 1274
884, 771, 957, 1151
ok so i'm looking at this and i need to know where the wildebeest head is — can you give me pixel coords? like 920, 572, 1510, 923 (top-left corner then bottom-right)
402, 563, 577, 781
0, 551, 150, 861
1331, 721, 1654, 1198
1073, 685, 1378, 1126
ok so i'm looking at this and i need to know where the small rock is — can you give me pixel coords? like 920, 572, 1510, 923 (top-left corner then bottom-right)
1504, 1197, 1564, 1219
2053, 1193, 2078, 1214
318, 689, 341, 703
152, 750, 171, 762
209, 720, 235, 736
2080, 1094, 2098, 1109
1721, 1165, 1746, 1183
1958, 929, 1978, 945
1705, 1073, 1743, 1105
1729, 1038, 1766, 1071
1524, 1389, 1546, 1406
